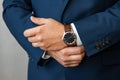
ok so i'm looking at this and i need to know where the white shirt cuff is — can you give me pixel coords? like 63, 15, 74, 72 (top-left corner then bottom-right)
42, 51, 51, 59
71, 23, 82, 46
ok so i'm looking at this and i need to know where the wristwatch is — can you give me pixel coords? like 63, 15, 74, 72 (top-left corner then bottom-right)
62, 25, 77, 46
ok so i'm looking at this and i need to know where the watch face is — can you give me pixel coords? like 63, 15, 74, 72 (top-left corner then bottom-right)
63, 32, 76, 45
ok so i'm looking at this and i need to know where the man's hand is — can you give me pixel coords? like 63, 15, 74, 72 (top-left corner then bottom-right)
24, 16, 67, 51
48, 46, 85, 67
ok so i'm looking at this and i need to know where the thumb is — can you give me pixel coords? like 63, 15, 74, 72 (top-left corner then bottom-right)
30, 16, 45, 25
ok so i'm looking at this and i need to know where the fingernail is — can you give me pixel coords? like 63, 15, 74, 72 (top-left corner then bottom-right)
23, 30, 27, 37
23, 29, 30, 37
30, 16, 34, 20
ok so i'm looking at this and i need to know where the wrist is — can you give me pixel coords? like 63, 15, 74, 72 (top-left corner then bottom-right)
62, 24, 77, 46
64, 24, 72, 32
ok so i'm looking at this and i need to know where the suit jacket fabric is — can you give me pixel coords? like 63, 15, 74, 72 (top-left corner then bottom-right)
3, 0, 120, 80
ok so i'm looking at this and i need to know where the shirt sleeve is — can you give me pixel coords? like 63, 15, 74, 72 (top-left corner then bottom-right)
71, 23, 83, 46
42, 51, 51, 59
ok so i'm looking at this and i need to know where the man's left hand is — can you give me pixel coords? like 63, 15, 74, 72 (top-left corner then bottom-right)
24, 16, 67, 51
47, 46, 85, 67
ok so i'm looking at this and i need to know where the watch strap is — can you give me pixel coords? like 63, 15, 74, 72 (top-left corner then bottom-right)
64, 25, 72, 32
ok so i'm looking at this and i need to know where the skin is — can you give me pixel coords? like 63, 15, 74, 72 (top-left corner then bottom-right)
24, 16, 67, 51
24, 16, 85, 67
48, 46, 85, 67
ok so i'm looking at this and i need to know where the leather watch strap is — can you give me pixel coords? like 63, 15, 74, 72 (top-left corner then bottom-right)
64, 25, 72, 32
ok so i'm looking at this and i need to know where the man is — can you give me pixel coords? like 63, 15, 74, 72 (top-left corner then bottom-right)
3, 0, 120, 80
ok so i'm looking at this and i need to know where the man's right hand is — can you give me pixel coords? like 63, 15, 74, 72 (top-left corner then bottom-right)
47, 46, 85, 67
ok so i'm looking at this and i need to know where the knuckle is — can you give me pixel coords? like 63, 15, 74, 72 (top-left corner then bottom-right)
61, 50, 66, 53
61, 50, 68, 56
78, 55, 82, 60
40, 43, 48, 50
41, 43, 45, 47
46, 47, 51, 51
61, 57, 67, 62
80, 46, 85, 52
38, 18, 42, 21
36, 28, 41, 33
37, 36, 43, 41
61, 57, 65, 61
62, 53, 66, 56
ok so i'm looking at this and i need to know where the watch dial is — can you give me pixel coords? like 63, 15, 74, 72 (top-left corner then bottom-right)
63, 32, 76, 44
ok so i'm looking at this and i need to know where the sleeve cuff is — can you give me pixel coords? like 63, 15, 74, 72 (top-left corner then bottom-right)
71, 23, 83, 46
42, 51, 51, 59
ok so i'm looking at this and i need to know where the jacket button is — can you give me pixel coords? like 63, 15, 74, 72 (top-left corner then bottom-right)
95, 42, 101, 49
95, 38, 111, 50
105, 38, 111, 45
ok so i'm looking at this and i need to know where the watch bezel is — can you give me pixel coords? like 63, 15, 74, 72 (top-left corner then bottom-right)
62, 31, 77, 46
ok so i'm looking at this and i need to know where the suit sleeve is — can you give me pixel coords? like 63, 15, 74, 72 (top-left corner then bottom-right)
73, 0, 120, 57
2, 0, 47, 66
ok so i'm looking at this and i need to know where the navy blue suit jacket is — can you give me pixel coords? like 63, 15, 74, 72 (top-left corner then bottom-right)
3, 0, 120, 80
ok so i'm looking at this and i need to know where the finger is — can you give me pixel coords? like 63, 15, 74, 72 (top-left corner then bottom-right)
31, 16, 46, 25
32, 42, 39, 47
67, 52, 85, 61
61, 46, 85, 56
63, 60, 81, 64
24, 26, 41, 37
32, 42, 49, 51
49, 51, 64, 65
32, 42, 44, 47
28, 36, 37, 43
50, 51, 80, 67
55, 54, 81, 67
69, 46, 85, 54
28, 35, 42, 43
64, 63, 79, 67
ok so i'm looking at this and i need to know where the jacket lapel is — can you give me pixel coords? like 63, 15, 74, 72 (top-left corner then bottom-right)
61, 0, 69, 11
60, 0, 69, 22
